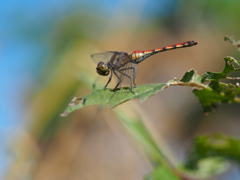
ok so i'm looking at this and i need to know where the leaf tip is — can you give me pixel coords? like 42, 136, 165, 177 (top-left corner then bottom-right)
60, 96, 83, 117
180, 69, 195, 82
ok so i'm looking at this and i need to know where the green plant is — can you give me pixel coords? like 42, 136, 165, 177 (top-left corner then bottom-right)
61, 36, 240, 179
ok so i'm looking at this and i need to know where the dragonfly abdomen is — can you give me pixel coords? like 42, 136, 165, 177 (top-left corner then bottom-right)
131, 40, 198, 63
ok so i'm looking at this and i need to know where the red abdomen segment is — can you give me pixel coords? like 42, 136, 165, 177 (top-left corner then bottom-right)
131, 41, 198, 63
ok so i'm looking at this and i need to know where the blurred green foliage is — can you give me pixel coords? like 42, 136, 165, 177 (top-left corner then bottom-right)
6, 1, 240, 180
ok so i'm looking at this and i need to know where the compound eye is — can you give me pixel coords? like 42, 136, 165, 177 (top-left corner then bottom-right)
97, 61, 105, 70
96, 61, 109, 76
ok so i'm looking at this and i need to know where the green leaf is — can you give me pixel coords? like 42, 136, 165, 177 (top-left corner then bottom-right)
61, 83, 167, 116
181, 157, 229, 179
180, 69, 195, 82
145, 166, 181, 180
224, 35, 240, 51
201, 56, 240, 82
62, 54, 240, 115
190, 56, 240, 113
193, 82, 240, 113
193, 83, 240, 112
185, 134, 240, 169
179, 69, 203, 85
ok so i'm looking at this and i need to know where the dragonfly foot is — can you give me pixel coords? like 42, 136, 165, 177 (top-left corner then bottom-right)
129, 87, 135, 94
112, 87, 120, 92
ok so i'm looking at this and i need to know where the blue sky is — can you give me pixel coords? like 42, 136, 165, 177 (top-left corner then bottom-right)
1, 1, 240, 179
0, 0, 177, 177
0, 0, 177, 131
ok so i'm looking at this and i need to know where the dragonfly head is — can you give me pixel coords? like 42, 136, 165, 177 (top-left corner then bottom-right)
96, 61, 110, 76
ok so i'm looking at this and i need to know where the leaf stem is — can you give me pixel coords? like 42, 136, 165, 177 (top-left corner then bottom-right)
226, 77, 240, 80
168, 80, 208, 89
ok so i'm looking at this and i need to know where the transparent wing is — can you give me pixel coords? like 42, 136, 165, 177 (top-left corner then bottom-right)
116, 61, 138, 88
91, 51, 116, 64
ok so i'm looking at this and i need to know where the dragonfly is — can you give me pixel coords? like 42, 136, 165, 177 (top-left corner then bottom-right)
91, 40, 198, 92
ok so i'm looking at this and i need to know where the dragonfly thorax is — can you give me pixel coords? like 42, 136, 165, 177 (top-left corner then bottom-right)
96, 61, 110, 76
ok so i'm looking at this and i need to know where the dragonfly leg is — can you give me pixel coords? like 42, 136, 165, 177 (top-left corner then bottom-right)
131, 61, 137, 86
113, 70, 122, 90
104, 70, 113, 89
119, 67, 136, 86
117, 70, 134, 93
